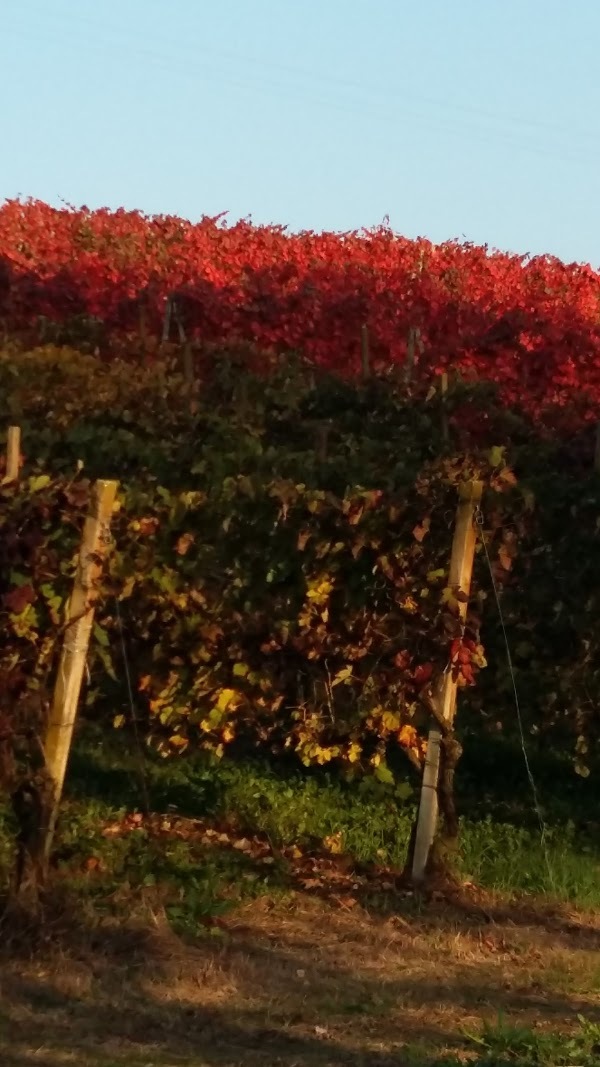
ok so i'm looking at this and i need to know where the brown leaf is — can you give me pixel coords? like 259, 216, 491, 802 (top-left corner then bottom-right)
64, 481, 91, 507
498, 544, 512, 571
300, 877, 324, 889
333, 895, 357, 910
412, 517, 431, 542
175, 531, 195, 556
138, 516, 159, 536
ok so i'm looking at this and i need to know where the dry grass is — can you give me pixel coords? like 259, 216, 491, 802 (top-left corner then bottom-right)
1, 885, 600, 1067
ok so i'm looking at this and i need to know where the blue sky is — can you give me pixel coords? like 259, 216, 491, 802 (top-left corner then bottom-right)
3, 0, 600, 264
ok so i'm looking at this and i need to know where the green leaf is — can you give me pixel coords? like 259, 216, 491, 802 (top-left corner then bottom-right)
488, 445, 505, 468
374, 763, 394, 785
93, 622, 110, 647
96, 645, 117, 682
427, 568, 446, 583
9, 571, 30, 587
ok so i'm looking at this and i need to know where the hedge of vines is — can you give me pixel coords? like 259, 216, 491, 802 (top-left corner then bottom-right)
2, 199, 600, 427
1, 345, 597, 802
1, 346, 600, 807
0, 346, 522, 790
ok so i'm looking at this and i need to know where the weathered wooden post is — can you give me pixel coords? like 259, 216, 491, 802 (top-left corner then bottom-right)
411, 480, 482, 883
39, 479, 118, 871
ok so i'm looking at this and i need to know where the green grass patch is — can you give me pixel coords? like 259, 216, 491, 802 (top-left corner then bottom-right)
62, 726, 600, 910
460, 1014, 600, 1067
3, 726, 599, 937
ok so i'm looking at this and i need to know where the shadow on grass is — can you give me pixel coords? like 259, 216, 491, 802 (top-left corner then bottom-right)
56, 730, 600, 958
299, 867, 600, 956
1, 893, 599, 1067
0, 920, 451, 1067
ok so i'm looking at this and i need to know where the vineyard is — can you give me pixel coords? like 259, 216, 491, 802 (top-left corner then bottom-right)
2, 198, 600, 424
1, 202, 600, 1066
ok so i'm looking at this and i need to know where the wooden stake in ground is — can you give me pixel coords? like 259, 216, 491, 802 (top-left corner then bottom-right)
2, 425, 21, 483
411, 479, 483, 884
40, 479, 118, 871
405, 327, 421, 384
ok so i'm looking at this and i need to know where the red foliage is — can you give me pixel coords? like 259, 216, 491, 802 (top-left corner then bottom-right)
2, 198, 600, 419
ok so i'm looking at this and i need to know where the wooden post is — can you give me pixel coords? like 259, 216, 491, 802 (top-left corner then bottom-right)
411, 479, 483, 883
3, 425, 21, 483
360, 324, 370, 379
172, 301, 194, 387
405, 327, 421, 384
161, 296, 173, 345
41, 479, 118, 869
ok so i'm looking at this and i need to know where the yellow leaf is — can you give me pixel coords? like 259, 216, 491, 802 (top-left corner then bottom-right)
399, 596, 418, 614
398, 724, 418, 749
323, 833, 343, 854
332, 665, 353, 687
382, 710, 400, 731
29, 474, 51, 492
216, 688, 237, 712
347, 742, 362, 763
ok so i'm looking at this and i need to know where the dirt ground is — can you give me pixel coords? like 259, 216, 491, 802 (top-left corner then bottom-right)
1, 883, 600, 1067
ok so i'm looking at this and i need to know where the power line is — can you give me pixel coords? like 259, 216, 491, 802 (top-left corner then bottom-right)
3, 9, 599, 169
11, 1, 600, 146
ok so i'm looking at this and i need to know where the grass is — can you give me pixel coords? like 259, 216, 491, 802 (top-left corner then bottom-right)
1, 726, 600, 1065
63, 725, 600, 910
461, 1015, 600, 1066
2, 884, 600, 1066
